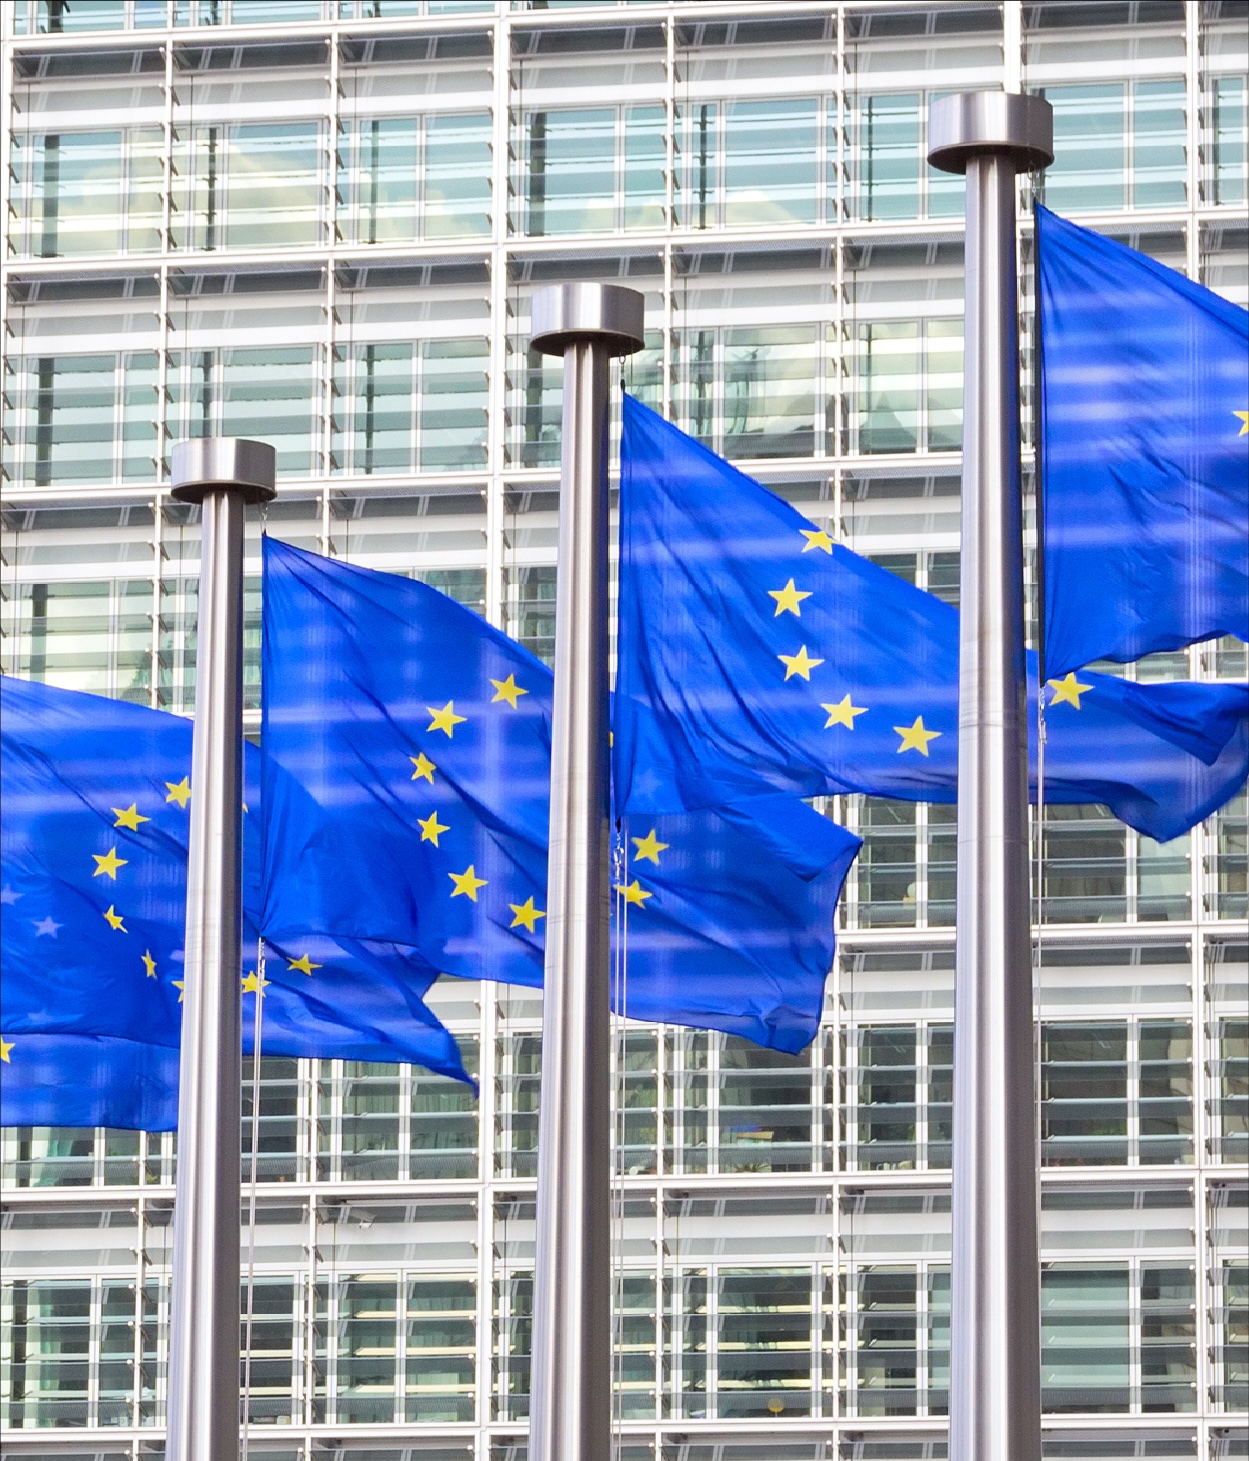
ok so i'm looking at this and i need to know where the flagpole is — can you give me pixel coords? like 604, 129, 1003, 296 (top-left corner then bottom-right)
528, 283, 644, 1461
166, 438, 275, 1461
927, 94, 1053, 1461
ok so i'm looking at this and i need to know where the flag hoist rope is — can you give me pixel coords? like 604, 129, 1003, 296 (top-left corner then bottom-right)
240, 939, 266, 1460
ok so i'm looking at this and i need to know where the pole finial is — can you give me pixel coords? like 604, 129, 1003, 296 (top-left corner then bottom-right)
171, 437, 277, 506
927, 91, 1054, 175
529, 283, 645, 359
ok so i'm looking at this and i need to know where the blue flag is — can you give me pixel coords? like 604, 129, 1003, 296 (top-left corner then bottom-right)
615, 395, 1249, 846
1037, 205, 1249, 678
262, 538, 861, 1053
1, 676, 468, 1131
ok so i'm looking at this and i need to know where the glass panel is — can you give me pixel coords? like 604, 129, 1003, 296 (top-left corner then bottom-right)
1042, 1265, 1130, 1413
424, 112, 493, 241
1041, 803, 1127, 924
1042, 1023, 1129, 1166
1044, 84, 1127, 213
336, 1276, 398, 1422
1211, 1018, 1248, 1165
1133, 79, 1187, 208
405, 1278, 475, 1421
522, 109, 615, 236
724, 99, 818, 227
855, 799, 917, 927
857, 94, 920, 222
182, 123, 322, 250
718, 1040, 813, 1174
241, 1278, 297, 1424
857, 323, 920, 455
1212, 76, 1248, 206
624, 106, 665, 231
716, 1270, 813, 1419
10, 129, 163, 258
925, 319, 963, 452
723, 326, 817, 460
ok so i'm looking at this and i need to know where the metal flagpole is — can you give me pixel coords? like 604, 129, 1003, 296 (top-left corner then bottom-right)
528, 283, 644, 1461
166, 438, 276, 1461
927, 93, 1053, 1461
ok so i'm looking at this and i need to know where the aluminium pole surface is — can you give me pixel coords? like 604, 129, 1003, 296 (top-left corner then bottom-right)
166, 438, 276, 1461
927, 93, 1053, 1461
528, 283, 644, 1461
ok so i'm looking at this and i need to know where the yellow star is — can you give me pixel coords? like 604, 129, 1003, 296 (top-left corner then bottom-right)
241, 970, 270, 996
427, 701, 467, 737
165, 777, 192, 809
92, 846, 128, 880
894, 716, 942, 756
141, 949, 157, 979
1235, 409, 1248, 436
1047, 672, 1092, 709
491, 674, 528, 709
288, 953, 322, 976
631, 828, 670, 865
103, 905, 127, 932
111, 803, 149, 832
410, 751, 437, 784
0, 1037, 13, 1064
822, 694, 868, 729
172, 979, 185, 1002
419, 811, 449, 846
768, 579, 812, 618
778, 645, 824, 682
449, 864, 488, 901
800, 527, 834, 554
509, 897, 546, 933
616, 879, 652, 908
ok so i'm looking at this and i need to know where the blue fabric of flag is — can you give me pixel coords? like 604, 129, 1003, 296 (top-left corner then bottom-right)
1, 675, 468, 1131
615, 394, 1249, 846
1037, 204, 1249, 678
261, 538, 861, 1054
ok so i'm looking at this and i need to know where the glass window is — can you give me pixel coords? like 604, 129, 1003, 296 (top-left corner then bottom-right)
925, 320, 963, 452
1044, 84, 1127, 213
10, 128, 163, 258
1209, 790, 1247, 921
857, 94, 920, 222
716, 1270, 814, 1419
1212, 1259, 1248, 1410
241, 1056, 303, 1182
1212, 76, 1248, 206
405, 1278, 475, 1421
1042, 1023, 1129, 1166
1133, 79, 1187, 208
717, 1040, 813, 1174
12, 578, 153, 702
241, 1278, 298, 1425
841, 1024, 952, 1172
722, 326, 817, 460
624, 105, 666, 230
1041, 803, 1127, 923
1042, 1265, 1131, 1412
724, 99, 818, 227
615, 1030, 658, 1177
336, 1276, 398, 1422
1210, 1018, 1247, 1165
857, 323, 920, 455
521, 109, 615, 236
855, 798, 918, 926
171, 347, 318, 477
411, 1036, 479, 1180
678, 103, 719, 230
3, 1281, 93, 1426
334, 338, 488, 476
338, 113, 491, 245
181, 123, 323, 250
7, 352, 159, 488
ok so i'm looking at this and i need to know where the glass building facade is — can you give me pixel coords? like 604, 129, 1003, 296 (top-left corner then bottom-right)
0, 2, 1246, 1458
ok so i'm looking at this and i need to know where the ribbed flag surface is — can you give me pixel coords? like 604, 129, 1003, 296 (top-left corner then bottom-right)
262, 537, 860, 1053
615, 394, 1248, 845
0, 675, 469, 1130
1037, 204, 1249, 678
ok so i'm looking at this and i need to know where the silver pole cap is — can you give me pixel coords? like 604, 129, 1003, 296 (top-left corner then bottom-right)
530, 282, 646, 359
927, 91, 1054, 175
170, 437, 278, 505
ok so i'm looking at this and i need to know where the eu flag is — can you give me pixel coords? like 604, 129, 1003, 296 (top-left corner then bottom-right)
262, 538, 861, 1053
1037, 205, 1249, 678
1, 675, 469, 1131
616, 395, 1249, 846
